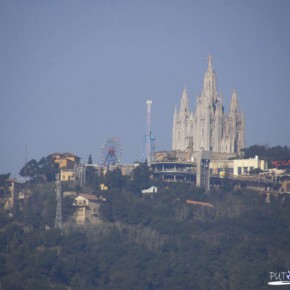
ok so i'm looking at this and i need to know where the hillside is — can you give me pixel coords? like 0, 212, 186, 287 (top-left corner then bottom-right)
0, 181, 289, 290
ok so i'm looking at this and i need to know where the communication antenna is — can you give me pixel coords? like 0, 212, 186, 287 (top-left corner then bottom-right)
142, 100, 155, 165
54, 174, 63, 233
24, 145, 27, 178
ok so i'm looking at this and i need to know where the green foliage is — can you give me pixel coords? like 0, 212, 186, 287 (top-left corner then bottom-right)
104, 167, 125, 191
1, 180, 290, 289
0, 173, 10, 187
242, 144, 290, 165
87, 154, 93, 165
41, 228, 62, 247
130, 162, 151, 194
0, 173, 10, 197
62, 195, 75, 222
19, 159, 39, 179
18, 182, 56, 228
38, 155, 59, 182
19, 155, 58, 182
85, 155, 99, 193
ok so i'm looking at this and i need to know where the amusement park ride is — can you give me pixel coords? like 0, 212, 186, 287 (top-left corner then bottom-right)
100, 137, 122, 167
100, 100, 155, 167
53, 100, 155, 230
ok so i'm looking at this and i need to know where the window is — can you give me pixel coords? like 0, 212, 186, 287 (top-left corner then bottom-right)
78, 200, 86, 205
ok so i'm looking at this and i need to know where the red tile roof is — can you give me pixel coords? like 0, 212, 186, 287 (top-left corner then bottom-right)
79, 193, 98, 201
186, 200, 214, 208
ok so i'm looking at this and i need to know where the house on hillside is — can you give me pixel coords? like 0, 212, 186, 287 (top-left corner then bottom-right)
60, 169, 75, 182
51, 152, 81, 169
3, 179, 23, 209
50, 152, 81, 182
73, 194, 106, 225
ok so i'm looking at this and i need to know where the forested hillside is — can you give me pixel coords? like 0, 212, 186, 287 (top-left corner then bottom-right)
0, 178, 289, 290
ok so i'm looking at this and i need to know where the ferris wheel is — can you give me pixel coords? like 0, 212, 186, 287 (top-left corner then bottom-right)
100, 137, 122, 166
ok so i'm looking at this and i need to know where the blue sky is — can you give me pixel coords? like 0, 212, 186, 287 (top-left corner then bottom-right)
1, 0, 290, 176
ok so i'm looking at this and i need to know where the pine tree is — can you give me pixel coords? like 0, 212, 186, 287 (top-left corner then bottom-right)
85, 154, 98, 193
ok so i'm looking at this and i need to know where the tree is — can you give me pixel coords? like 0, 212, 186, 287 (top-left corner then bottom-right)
0, 173, 10, 187
85, 154, 98, 193
38, 155, 59, 182
19, 156, 59, 182
87, 154, 93, 165
19, 159, 39, 179
242, 145, 290, 166
104, 167, 124, 191
241, 145, 267, 159
130, 161, 151, 194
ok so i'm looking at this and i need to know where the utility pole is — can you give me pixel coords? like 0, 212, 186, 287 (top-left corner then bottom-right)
24, 144, 27, 180
55, 174, 63, 232
74, 163, 86, 187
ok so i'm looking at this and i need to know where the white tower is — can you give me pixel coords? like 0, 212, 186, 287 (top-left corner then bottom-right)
142, 100, 155, 164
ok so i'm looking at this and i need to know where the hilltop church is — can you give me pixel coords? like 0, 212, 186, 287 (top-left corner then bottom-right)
172, 57, 245, 155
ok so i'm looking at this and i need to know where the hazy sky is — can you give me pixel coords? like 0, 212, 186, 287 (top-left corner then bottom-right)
1, 0, 290, 176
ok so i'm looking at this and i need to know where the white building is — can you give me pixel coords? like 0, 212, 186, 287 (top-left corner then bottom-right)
141, 186, 158, 195
60, 169, 75, 182
209, 156, 267, 176
233, 156, 267, 176
172, 57, 245, 155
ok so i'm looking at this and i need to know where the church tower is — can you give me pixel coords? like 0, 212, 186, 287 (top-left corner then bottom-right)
227, 89, 245, 154
194, 56, 223, 151
172, 88, 193, 150
172, 57, 245, 155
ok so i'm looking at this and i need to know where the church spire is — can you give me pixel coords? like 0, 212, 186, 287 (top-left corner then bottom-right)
207, 55, 213, 71
172, 57, 245, 154
230, 88, 239, 114
180, 88, 189, 112
202, 56, 218, 106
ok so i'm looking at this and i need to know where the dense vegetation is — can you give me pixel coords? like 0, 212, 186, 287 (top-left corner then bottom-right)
0, 165, 290, 290
19, 155, 59, 182
242, 145, 290, 165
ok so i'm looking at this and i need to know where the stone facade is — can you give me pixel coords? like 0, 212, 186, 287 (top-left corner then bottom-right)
172, 57, 245, 155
